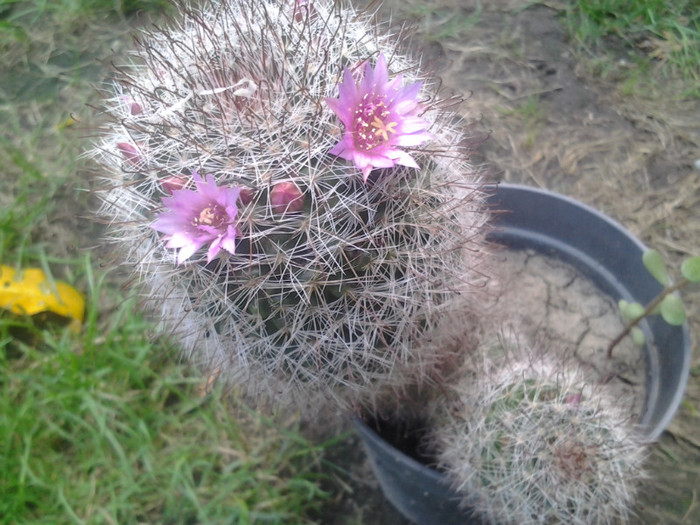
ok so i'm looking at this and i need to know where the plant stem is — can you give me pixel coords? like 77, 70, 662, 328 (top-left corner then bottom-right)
607, 278, 689, 358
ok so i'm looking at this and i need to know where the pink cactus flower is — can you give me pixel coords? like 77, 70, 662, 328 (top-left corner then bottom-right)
565, 393, 582, 407
325, 54, 431, 181
151, 172, 242, 264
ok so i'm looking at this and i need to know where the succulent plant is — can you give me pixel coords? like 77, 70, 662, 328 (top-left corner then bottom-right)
429, 343, 647, 525
89, 0, 490, 411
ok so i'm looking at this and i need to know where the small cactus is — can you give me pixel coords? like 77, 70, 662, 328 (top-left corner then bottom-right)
89, 0, 490, 410
429, 343, 647, 525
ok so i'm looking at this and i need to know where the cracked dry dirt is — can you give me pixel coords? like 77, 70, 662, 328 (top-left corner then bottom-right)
319, 1, 700, 524
489, 250, 646, 420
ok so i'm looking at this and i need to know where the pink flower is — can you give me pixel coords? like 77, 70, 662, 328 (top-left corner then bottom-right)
325, 54, 431, 181
565, 393, 582, 407
151, 172, 242, 264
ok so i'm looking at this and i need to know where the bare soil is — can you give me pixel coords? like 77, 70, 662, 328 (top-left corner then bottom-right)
316, 1, 700, 523
489, 249, 646, 418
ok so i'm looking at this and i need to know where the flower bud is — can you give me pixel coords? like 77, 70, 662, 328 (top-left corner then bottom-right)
160, 175, 188, 194
565, 393, 582, 407
121, 96, 143, 115
238, 187, 256, 205
116, 142, 141, 165
270, 182, 304, 214
292, 0, 314, 22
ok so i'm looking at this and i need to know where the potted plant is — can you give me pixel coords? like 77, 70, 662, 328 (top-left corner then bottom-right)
88, 1, 694, 523
90, 0, 494, 413
354, 183, 694, 524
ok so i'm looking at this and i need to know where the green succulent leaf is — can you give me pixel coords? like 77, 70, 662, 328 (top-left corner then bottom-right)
630, 326, 646, 346
681, 256, 700, 283
643, 249, 670, 286
660, 294, 686, 326
619, 300, 645, 321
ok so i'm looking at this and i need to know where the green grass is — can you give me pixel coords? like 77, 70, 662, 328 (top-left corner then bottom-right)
563, 0, 700, 86
0, 0, 169, 82
0, 260, 329, 524
0, 0, 170, 26
1, 2, 333, 523
0, 0, 148, 268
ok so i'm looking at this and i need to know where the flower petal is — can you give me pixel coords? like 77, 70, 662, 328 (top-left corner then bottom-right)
399, 118, 431, 134
206, 237, 223, 262
387, 149, 419, 169
394, 131, 432, 147
166, 231, 197, 248
220, 229, 238, 254
177, 242, 201, 264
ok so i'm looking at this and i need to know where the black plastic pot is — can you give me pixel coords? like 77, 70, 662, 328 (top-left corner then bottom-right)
354, 183, 692, 525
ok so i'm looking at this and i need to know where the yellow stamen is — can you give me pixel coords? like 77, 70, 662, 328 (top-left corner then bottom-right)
198, 207, 218, 225
194, 205, 225, 228
370, 116, 397, 142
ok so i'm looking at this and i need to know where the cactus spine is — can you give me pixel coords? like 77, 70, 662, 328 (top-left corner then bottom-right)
89, 0, 490, 410
429, 344, 647, 525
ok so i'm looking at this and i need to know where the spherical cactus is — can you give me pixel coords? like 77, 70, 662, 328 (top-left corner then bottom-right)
89, 0, 490, 411
429, 344, 647, 525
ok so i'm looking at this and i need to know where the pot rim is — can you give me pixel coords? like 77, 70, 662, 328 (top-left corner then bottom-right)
485, 182, 691, 440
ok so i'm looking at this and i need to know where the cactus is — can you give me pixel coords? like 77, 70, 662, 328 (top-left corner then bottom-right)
429, 343, 647, 525
89, 0, 490, 411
